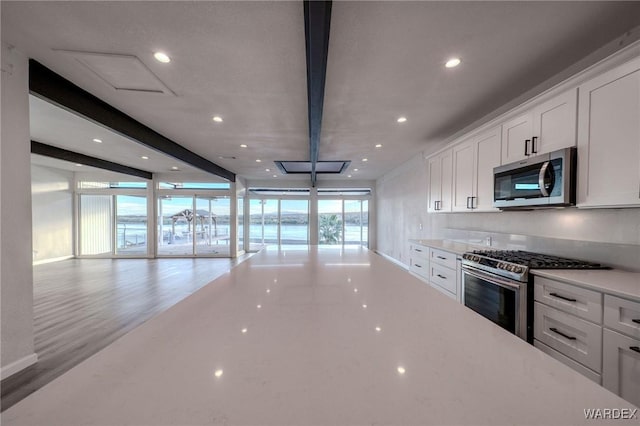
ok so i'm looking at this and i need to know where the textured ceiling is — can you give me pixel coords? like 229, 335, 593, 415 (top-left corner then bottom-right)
3, 1, 640, 183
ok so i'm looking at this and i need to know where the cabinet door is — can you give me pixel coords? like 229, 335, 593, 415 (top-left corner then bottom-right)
440, 150, 453, 212
532, 89, 577, 155
452, 139, 475, 212
501, 113, 533, 163
577, 57, 640, 208
602, 328, 640, 408
427, 155, 442, 213
473, 126, 502, 211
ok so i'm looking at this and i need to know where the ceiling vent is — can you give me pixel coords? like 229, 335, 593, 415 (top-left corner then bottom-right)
55, 50, 175, 95
275, 160, 350, 175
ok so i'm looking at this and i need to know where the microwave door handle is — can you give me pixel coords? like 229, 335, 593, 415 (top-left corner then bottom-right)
539, 161, 551, 197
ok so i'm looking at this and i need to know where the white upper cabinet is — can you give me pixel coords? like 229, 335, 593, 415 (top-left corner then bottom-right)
452, 138, 475, 212
473, 127, 503, 211
532, 89, 578, 155
452, 126, 502, 212
501, 113, 533, 164
501, 89, 577, 164
427, 149, 453, 213
577, 56, 640, 208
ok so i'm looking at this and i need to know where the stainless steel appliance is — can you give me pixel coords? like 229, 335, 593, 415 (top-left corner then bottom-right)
493, 147, 576, 209
461, 250, 606, 343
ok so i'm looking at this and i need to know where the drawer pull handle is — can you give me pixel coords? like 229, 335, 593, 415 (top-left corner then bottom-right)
436, 274, 447, 279
437, 256, 447, 260
630, 346, 640, 354
632, 319, 640, 324
549, 327, 576, 340
549, 292, 576, 302
415, 264, 422, 268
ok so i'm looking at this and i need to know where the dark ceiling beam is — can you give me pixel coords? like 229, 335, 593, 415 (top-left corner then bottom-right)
31, 141, 153, 180
29, 60, 235, 182
304, 0, 332, 187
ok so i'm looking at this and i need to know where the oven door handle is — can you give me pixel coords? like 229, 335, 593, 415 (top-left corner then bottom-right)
462, 266, 523, 291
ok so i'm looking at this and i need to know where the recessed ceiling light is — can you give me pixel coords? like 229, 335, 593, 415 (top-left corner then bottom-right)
213, 369, 223, 378
256, 159, 262, 163
362, 158, 368, 162
92, 138, 102, 143
265, 168, 270, 172
445, 57, 461, 68
75, 163, 83, 167
153, 52, 171, 63
212, 116, 223, 123
354, 168, 359, 171
397, 366, 406, 375
348, 175, 352, 178
397, 117, 407, 123
273, 174, 277, 178
240, 144, 247, 148
171, 166, 179, 171
375, 144, 382, 148
141, 156, 149, 160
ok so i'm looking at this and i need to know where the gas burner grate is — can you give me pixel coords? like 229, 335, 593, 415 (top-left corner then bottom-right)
470, 250, 607, 270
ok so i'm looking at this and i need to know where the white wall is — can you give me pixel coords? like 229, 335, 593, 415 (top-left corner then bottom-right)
31, 164, 74, 263
376, 156, 429, 265
1, 44, 37, 378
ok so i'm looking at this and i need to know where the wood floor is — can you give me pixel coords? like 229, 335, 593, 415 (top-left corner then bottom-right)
0, 256, 251, 411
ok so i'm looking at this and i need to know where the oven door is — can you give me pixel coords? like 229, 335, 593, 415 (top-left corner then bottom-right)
462, 266, 528, 341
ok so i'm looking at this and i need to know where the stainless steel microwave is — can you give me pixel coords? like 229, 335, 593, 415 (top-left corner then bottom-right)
493, 147, 576, 209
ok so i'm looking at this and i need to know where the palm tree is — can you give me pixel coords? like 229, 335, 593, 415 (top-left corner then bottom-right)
319, 214, 342, 244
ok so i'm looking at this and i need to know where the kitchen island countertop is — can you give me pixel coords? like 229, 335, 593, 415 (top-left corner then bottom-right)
3, 246, 636, 425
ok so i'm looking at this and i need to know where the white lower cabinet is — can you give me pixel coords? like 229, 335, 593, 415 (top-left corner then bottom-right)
408, 242, 429, 280
534, 301, 602, 372
534, 275, 640, 407
407, 241, 461, 302
602, 295, 640, 408
602, 329, 640, 408
534, 340, 601, 384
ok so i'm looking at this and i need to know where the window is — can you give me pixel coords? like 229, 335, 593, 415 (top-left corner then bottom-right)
159, 182, 230, 190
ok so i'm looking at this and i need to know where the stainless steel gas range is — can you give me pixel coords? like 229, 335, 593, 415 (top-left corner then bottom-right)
461, 250, 606, 343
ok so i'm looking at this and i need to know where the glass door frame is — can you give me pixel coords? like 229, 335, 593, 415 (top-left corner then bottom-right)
155, 189, 233, 258
316, 196, 370, 248
247, 195, 310, 248
75, 187, 152, 258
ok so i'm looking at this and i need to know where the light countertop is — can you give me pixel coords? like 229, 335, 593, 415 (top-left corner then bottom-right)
3, 246, 636, 425
532, 269, 640, 302
409, 238, 485, 256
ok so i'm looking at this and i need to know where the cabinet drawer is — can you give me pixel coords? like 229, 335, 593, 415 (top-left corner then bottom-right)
534, 302, 602, 372
604, 295, 640, 340
534, 277, 602, 323
429, 248, 457, 269
409, 258, 429, 279
409, 244, 429, 260
602, 328, 640, 408
429, 264, 457, 295
534, 340, 601, 384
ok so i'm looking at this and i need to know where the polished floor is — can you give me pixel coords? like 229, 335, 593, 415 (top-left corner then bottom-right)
2, 246, 631, 426
1, 255, 251, 411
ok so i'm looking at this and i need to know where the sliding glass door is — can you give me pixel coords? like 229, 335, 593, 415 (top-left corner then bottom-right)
157, 195, 230, 256
115, 195, 147, 255
318, 199, 369, 247
249, 198, 309, 249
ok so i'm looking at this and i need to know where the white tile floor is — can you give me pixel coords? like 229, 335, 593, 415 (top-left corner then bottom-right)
2, 246, 634, 425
